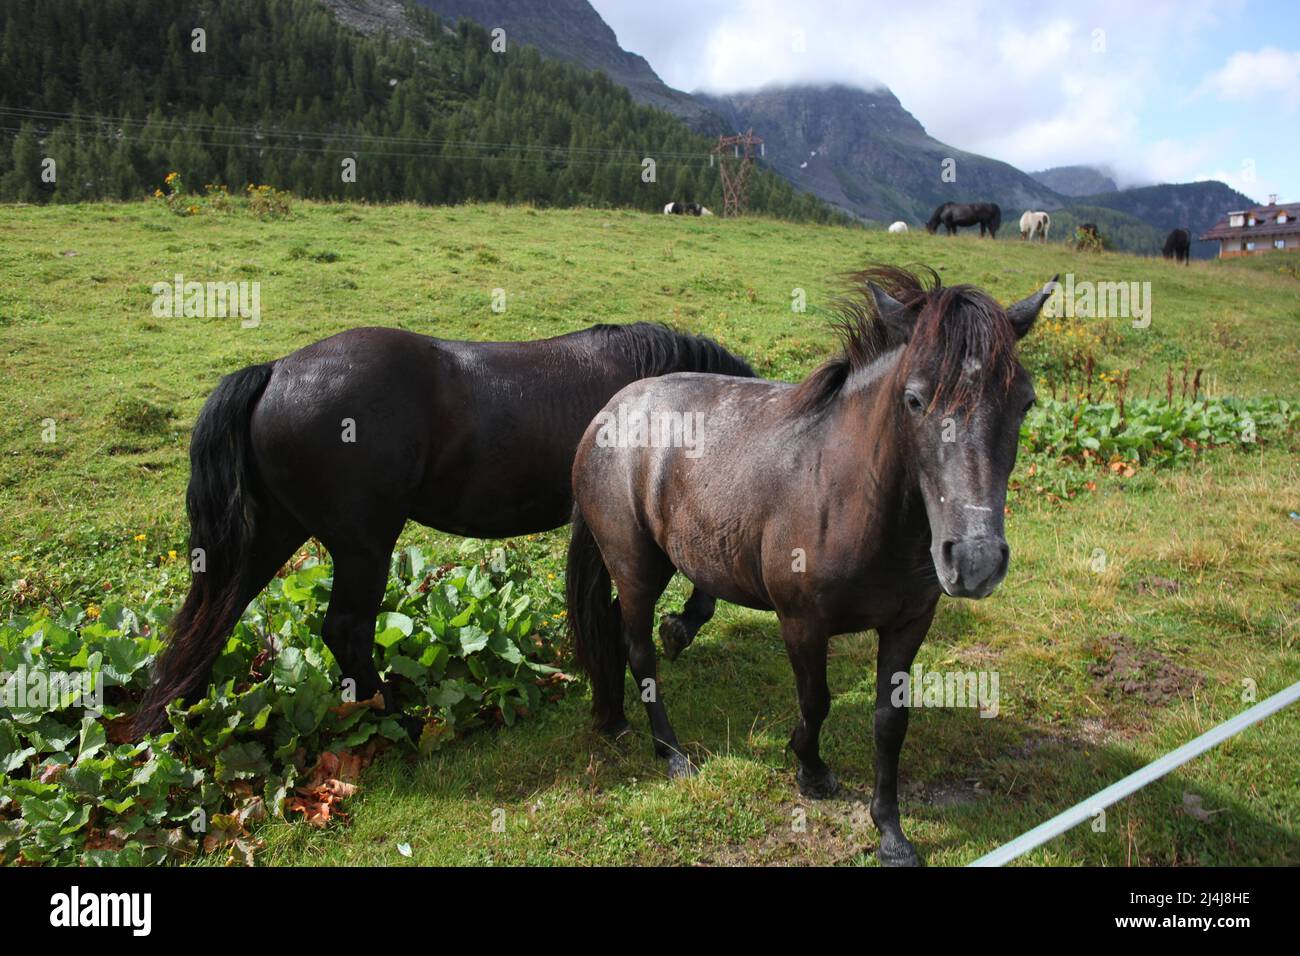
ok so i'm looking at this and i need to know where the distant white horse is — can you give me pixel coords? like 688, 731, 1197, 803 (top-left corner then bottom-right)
1019, 210, 1050, 242
888, 221, 908, 234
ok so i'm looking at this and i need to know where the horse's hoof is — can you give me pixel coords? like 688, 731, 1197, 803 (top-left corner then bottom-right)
876, 833, 921, 867
598, 717, 632, 741
870, 805, 921, 867
667, 753, 697, 780
398, 714, 424, 743
659, 615, 692, 662
796, 766, 840, 800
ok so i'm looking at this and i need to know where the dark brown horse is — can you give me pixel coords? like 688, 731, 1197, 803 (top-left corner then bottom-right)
1163, 227, 1191, 264
567, 266, 1055, 865
926, 202, 1002, 237
133, 323, 753, 736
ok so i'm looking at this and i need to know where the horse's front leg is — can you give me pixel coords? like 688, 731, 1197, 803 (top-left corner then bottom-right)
871, 600, 938, 866
659, 587, 716, 661
779, 618, 837, 798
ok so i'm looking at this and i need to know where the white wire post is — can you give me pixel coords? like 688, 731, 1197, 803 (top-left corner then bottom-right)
969, 680, 1300, 867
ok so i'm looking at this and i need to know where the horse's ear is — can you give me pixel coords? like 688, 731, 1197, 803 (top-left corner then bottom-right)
1006, 275, 1059, 339
867, 281, 915, 342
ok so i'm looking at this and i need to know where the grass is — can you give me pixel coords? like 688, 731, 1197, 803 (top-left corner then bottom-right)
2, 199, 1298, 865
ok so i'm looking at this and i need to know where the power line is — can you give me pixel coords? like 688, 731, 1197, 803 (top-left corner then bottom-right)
0, 122, 723, 173
0, 105, 718, 163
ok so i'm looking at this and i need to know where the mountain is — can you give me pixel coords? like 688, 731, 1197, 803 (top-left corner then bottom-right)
1073, 181, 1259, 259
0, 0, 845, 223
410, 0, 714, 125
342, 2, 1254, 254
693, 84, 1064, 224
1030, 165, 1118, 197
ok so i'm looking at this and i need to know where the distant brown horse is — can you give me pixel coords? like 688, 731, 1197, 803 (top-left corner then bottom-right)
567, 265, 1055, 865
1163, 228, 1191, 264
133, 323, 753, 736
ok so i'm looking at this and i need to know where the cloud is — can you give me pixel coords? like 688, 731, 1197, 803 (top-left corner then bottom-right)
590, 0, 1289, 194
1195, 47, 1300, 111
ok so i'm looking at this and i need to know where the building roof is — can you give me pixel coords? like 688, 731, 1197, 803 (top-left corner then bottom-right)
1199, 202, 1300, 242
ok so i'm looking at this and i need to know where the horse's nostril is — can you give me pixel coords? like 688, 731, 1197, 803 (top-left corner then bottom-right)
941, 539, 956, 567
998, 542, 1010, 575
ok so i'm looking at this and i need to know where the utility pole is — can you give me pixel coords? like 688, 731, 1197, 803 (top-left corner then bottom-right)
711, 128, 764, 217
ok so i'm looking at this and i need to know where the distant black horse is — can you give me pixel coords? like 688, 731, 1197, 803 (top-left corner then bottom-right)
1163, 228, 1191, 264
663, 201, 711, 216
926, 202, 1002, 237
567, 265, 1055, 865
133, 323, 753, 735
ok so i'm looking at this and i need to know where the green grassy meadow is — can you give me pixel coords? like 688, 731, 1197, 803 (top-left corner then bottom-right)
2, 200, 1298, 865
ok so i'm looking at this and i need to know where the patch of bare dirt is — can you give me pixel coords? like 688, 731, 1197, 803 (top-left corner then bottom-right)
699, 777, 985, 866
1088, 633, 1204, 705
700, 788, 873, 866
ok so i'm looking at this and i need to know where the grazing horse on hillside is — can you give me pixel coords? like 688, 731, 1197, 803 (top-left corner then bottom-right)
1019, 210, 1050, 242
1163, 228, 1191, 264
888, 221, 909, 234
133, 324, 754, 736
926, 202, 1002, 237
664, 202, 711, 216
567, 265, 1056, 865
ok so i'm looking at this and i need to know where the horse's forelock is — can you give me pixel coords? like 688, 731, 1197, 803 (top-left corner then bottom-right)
904, 285, 1019, 413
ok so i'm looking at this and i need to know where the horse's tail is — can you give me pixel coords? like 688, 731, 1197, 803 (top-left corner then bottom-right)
567, 507, 626, 731
606, 322, 755, 379
132, 362, 275, 737
989, 204, 1002, 234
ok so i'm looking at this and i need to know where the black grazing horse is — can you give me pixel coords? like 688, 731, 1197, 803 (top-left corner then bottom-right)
1163, 228, 1191, 264
664, 202, 709, 216
133, 323, 753, 735
925, 202, 1002, 237
567, 265, 1055, 865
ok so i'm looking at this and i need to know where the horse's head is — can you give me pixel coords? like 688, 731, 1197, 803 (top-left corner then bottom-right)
865, 269, 1056, 598
924, 205, 946, 234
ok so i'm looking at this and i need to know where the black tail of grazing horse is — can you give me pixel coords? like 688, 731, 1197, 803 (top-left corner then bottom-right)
132, 363, 275, 736
567, 507, 627, 731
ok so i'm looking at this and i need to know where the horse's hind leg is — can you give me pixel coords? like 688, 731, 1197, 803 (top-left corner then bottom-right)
780, 618, 837, 798
659, 587, 716, 661
320, 538, 401, 719
870, 602, 937, 867
610, 553, 692, 778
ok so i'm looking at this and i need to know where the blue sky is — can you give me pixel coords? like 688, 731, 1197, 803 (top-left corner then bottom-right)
591, 0, 1299, 201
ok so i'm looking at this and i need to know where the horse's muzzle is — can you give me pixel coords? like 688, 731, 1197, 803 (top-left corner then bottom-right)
937, 537, 1009, 599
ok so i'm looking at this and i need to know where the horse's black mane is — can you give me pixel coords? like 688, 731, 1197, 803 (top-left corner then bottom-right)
925, 203, 952, 231
791, 264, 1017, 415
595, 321, 755, 380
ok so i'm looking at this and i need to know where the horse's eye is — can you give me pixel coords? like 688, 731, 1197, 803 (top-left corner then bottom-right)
904, 391, 925, 413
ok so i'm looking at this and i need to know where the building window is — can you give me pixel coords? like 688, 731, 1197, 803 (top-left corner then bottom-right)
1248, 216, 1256, 226
1279, 213, 1289, 224
1276, 239, 1287, 250
1229, 213, 1245, 227
1246, 241, 1256, 251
